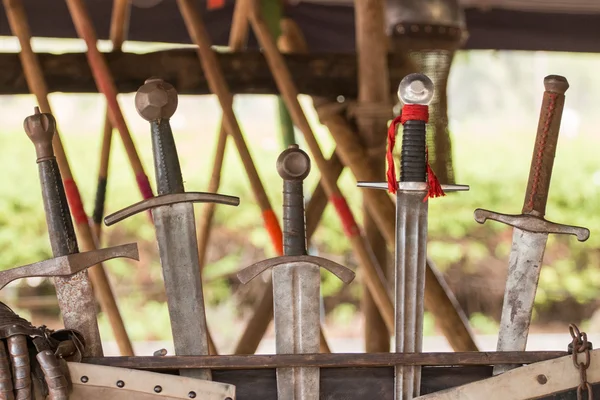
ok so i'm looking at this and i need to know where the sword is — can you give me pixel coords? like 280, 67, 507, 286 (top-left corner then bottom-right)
105, 78, 240, 380
474, 75, 590, 375
24, 108, 140, 357
237, 145, 355, 400
358, 73, 468, 400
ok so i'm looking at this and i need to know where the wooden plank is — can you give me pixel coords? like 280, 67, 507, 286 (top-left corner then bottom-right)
416, 349, 600, 400
82, 351, 567, 370
0, 50, 411, 97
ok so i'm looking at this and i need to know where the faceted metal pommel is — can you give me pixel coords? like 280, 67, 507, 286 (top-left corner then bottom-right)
135, 77, 178, 121
544, 75, 569, 94
24, 107, 56, 162
398, 73, 434, 105
276, 144, 311, 181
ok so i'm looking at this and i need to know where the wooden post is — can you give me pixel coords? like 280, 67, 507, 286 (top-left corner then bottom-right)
278, 17, 479, 352
247, 0, 396, 333
3, 0, 134, 355
354, 0, 391, 353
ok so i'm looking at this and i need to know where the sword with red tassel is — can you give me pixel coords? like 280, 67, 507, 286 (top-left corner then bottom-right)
359, 73, 469, 400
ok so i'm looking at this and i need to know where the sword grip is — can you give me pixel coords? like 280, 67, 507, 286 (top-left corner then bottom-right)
277, 145, 311, 256
151, 119, 185, 195
400, 120, 427, 183
523, 75, 569, 217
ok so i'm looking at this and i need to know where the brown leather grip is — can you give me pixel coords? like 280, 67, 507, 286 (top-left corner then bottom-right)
522, 75, 569, 216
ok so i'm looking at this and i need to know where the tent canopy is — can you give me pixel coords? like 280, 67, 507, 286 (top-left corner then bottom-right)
0, 0, 599, 53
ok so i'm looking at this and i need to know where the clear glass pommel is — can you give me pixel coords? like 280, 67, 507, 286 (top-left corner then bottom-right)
397, 73, 434, 105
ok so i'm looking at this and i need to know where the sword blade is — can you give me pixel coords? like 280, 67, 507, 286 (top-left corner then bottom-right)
273, 263, 320, 400
396, 191, 428, 400
153, 202, 211, 381
494, 228, 548, 375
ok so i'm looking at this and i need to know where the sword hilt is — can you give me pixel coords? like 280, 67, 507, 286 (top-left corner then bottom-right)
237, 255, 355, 285
522, 75, 569, 217
24, 108, 78, 257
104, 192, 240, 226
135, 77, 183, 195
474, 209, 589, 242
357, 181, 469, 193
277, 145, 310, 256
0, 243, 139, 291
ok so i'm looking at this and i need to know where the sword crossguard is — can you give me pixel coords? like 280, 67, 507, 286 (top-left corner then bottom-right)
104, 192, 240, 226
474, 209, 590, 242
237, 255, 355, 285
358, 181, 469, 193
0, 243, 139, 290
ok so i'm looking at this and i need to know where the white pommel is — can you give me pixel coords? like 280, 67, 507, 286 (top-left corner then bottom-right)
397, 73, 435, 105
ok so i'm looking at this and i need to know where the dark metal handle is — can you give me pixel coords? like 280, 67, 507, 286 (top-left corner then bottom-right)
400, 120, 427, 183
522, 75, 569, 217
39, 159, 79, 257
151, 119, 184, 195
283, 180, 306, 256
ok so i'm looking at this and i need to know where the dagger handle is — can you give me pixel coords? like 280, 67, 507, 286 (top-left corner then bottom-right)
400, 120, 427, 183
277, 145, 311, 256
522, 75, 569, 217
151, 119, 184, 195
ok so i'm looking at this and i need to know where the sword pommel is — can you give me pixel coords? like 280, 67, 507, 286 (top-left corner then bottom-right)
135, 77, 178, 121
474, 208, 589, 242
236, 255, 355, 285
544, 75, 569, 94
104, 192, 240, 226
24, 107, 56, 162
277, 144, 310, 181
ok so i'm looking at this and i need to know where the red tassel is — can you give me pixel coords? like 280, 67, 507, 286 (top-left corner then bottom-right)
424, 148, 445, 201
386, 115, 403, 193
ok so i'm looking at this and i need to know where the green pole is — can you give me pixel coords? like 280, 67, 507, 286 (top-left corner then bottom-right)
261, 0, 296, 147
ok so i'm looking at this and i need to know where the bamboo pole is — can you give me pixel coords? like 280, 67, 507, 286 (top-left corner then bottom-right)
91, 0, 131, 241
3, 0, 134, 355
278, 17, 478, 352
353, 0, 391, 353
175, 0, 332, 354
247, 0, 395, 332
64, 0, 154, 203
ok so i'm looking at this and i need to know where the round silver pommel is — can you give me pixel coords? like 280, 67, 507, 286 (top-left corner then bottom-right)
135, 77, 178, 121
276, 144, 311, 181
397, 73, 434, 105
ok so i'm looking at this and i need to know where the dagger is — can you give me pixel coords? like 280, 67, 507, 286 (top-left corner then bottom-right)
358, 73, 468, 400
237, 145, 355, 400
474, 75, 590, 375
105, 78, 240, 381
24, 108, 140, 357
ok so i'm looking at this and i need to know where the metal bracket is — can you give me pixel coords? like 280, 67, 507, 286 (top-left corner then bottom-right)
237, 255, 355, 285
474, 209, 590, 242
357, 181, 470, 192
0, 243, 139, 290
104, 192, 240, 225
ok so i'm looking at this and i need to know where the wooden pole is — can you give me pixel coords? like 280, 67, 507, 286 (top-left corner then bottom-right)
279, 17, 479, 352
3, 0, 134, 355
64, 0, 154, 203
175, 0, 332, 355
353, 0, 391, 353
247, 0, 396, 332
91, 0, 131, 241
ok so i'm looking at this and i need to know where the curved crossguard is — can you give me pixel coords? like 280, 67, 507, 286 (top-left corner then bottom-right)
0, 244, 139, 290
238, 255, 355, 285
474, 75, 589, 242
357, 181, 469, 192
474, 210, 589, 242
105, 192, 239, 225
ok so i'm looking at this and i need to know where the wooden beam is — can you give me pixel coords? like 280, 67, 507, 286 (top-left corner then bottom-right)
0, 50, 411, 96
83, 351, 566, 370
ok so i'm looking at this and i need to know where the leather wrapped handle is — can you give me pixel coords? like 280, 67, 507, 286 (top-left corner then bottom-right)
522, 75, 569, 217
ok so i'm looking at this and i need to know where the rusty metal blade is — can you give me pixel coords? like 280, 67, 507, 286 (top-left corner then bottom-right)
0, 243, 139, 290
493, 228, 548, 375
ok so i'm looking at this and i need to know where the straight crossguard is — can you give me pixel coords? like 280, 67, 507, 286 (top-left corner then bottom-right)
358, 73, 469, 400
24, 108, 139, 357
105, 78, 240, 381
237, 145, 355, 400
474, 75, 590, 375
